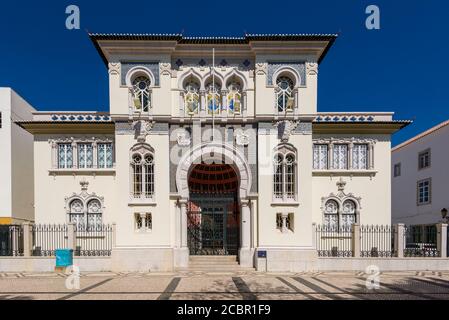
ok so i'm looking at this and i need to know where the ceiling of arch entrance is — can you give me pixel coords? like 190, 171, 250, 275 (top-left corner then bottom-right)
188, 163, 238, 194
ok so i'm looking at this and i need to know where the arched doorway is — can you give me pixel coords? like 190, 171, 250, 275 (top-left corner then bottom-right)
187, 162, 240, 255
175, 143, 253, 267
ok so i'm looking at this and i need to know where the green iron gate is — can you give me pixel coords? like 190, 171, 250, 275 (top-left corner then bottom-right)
187, 197, 239, 255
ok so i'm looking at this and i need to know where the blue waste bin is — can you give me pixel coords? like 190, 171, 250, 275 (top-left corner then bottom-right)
55, 249, 73, 267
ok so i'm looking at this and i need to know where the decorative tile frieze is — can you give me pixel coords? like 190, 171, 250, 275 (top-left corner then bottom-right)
171, 57, 253, 71
115, 121, 134, 135
295, 122, 312, 134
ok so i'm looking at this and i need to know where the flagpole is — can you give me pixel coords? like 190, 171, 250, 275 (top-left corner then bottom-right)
212, 47, 215, 142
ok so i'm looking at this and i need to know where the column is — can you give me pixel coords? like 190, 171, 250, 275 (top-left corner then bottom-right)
67, 222, 76, 251
179, 92, 185, 116
242, 92, 247, 116
348, 142, 354, 170
221, 90, 227, 117
281, 212, 289, 234
369, 143, 375, 169
128, 87, 133, 116
394, 223, 405, 258
437, 223, 447, 258
200, 90, 206, 117
352, 223, 360, 258
23, 222, 31, 257
241, 200, 251, 249
112, 223, 117, 249
175, 203, 181, 248
92, 141, 98, 169
140, 213, 147, 230
72, 141, 78, 169
329, 143, 334, 169
51, 141, 57, 169
180, 200, 188, 249
312, 223, 317, 249
295, 89, 299, 110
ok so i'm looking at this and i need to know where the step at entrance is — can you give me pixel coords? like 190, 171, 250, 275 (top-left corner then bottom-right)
178, 255, 255, 272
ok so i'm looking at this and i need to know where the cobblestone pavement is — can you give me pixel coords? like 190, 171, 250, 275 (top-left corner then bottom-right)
1, 271, 449, 300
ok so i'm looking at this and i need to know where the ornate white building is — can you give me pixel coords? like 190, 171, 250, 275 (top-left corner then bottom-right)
18, 33, 410, 271
0, 88, 35, 224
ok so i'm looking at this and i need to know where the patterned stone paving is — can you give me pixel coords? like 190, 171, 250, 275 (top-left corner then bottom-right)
0, 271, 449, 300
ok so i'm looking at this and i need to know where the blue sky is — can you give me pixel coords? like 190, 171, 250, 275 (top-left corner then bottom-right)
0, 0, 448, 145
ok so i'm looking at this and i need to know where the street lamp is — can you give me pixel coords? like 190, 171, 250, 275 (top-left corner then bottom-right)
441, 208, 448, 221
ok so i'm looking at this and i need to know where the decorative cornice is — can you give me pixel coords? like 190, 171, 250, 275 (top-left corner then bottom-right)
313, 137, 377, 145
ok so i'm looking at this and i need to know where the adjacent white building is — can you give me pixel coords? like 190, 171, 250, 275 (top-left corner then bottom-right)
0, 88, 35, 224
392, 119, 449, 225
16, 33, 410, 271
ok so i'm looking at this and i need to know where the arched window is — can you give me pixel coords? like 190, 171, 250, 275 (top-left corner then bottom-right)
273, 145, 297, 201
132, 154, 143, 197
323, 198, 358, 230
275, 76, 295, 113
273, 154, 284, 198
184, 81, 200, 115
132, 76, 151, 112
226, 81, 242, 114
285, 154, 296, 198
87, 199, 102, 231
342, 200, 357, 228
206, 83, 221, 115
69, 199, 85, 227
324, 200, 339, 230
144, 154, 154, 198
131, 147, 154, 199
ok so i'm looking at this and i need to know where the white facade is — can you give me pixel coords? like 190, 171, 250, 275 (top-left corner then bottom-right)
392, 120, 449, 225
18, 33, 408, 271
0, 88, 35, 224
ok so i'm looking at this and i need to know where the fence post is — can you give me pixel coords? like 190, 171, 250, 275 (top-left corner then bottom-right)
352, 223, 360, 258
112, 223, 117, 249
312, 223, 317, 250
394, 223, 405, 258
22, 222, 32, 257
67, 223, 76, 251
437, 223, 447, 258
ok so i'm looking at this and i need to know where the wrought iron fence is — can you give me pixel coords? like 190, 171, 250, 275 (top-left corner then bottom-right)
315, 224, 353, 257
0, 225, 24, 256
74, 224, 113, 256
31, 224, 68, 256
360, 225, 395, 257
404, 225, 439, 257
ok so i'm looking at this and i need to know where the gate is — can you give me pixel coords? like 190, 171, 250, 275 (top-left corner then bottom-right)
187, 197, 239, 255
0, 225, 23, 256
